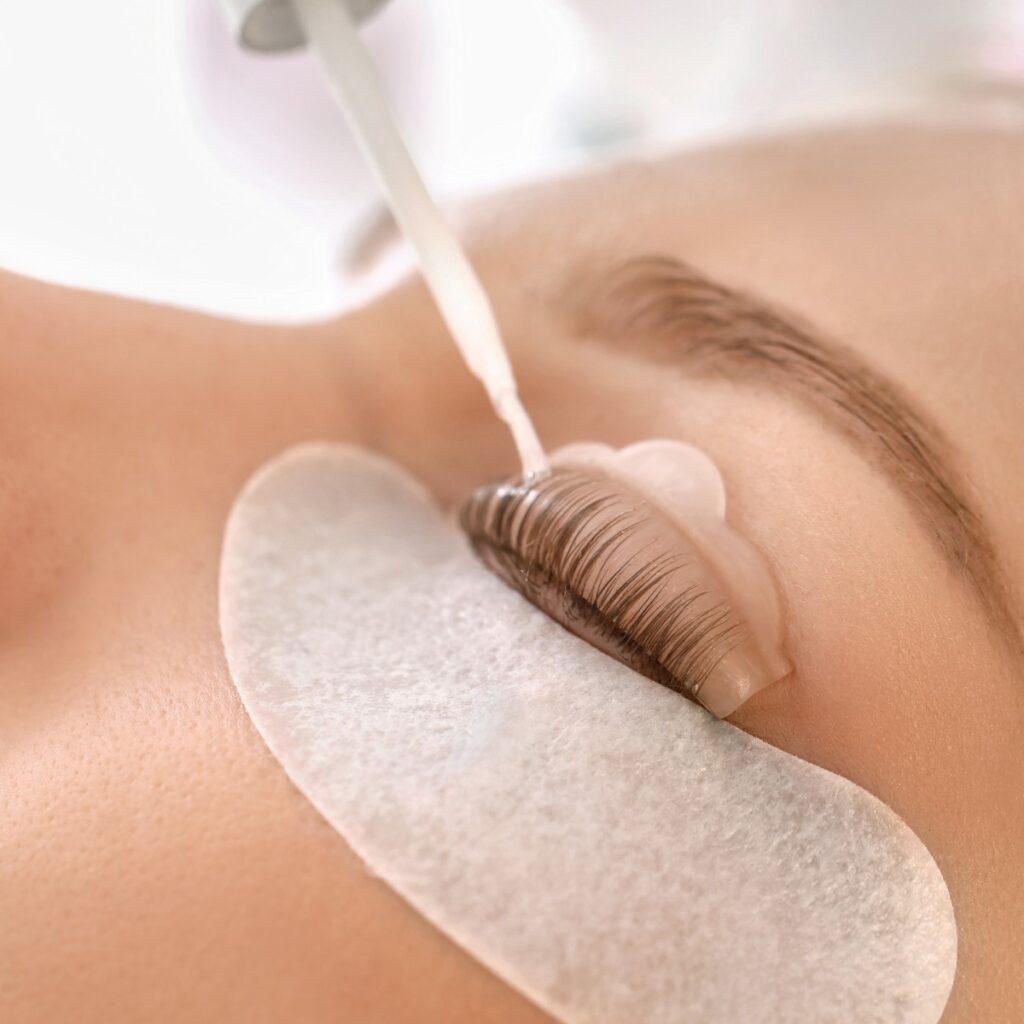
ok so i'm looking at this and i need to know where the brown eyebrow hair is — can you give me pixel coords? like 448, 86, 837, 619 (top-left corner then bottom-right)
564, 253, 1020, 650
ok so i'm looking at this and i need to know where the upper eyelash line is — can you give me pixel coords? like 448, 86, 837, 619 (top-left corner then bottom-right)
461, 472, 748, 699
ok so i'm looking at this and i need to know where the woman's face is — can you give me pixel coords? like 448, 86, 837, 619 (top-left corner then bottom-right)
340, 121, 1024, 1020
5, 120, 1022, 1023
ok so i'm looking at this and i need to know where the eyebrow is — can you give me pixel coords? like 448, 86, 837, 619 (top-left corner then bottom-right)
562, 254, 1020, 649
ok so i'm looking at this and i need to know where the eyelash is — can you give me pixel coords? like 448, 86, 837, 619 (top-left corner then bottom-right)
459, 470, 747, 704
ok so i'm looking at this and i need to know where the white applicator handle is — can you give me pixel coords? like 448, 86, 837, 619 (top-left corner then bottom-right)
289, 0, 548, 477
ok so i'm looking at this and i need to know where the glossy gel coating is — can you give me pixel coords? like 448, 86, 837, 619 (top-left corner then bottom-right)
513, 439, 791, 717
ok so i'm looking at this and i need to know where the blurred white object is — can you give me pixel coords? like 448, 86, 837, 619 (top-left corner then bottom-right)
181, 0, 432, 227
0, 0, 587, 318
0, 0, 1020, 319
569, 0, 1023, 143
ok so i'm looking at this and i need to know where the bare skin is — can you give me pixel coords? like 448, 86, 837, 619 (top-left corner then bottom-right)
2, 122, 1022, 1023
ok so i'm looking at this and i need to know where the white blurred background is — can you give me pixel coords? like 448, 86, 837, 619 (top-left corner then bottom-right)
1, 0, 1022, 319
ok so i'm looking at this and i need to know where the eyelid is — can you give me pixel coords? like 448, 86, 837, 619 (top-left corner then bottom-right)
460, 467, 789, 717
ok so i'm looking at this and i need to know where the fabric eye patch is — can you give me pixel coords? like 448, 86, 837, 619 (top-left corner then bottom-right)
219, 443, 957, 1024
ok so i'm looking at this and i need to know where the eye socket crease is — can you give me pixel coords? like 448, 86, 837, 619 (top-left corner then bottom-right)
561, 254, 1021, 656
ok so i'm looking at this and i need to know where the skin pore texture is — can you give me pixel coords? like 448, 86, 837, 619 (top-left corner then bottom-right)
2, 122, 1023, 1023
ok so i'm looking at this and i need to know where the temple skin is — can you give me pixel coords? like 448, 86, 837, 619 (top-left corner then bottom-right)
1, 122, 1023, 1022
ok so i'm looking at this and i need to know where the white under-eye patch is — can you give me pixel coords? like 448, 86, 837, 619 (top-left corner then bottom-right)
219, 443, 956, 1024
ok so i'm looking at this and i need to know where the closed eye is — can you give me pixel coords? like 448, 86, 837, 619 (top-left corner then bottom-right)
459, 468, 783, 717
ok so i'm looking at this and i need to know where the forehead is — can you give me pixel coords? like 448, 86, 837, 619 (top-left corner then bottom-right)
476, 120, 1024, 607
